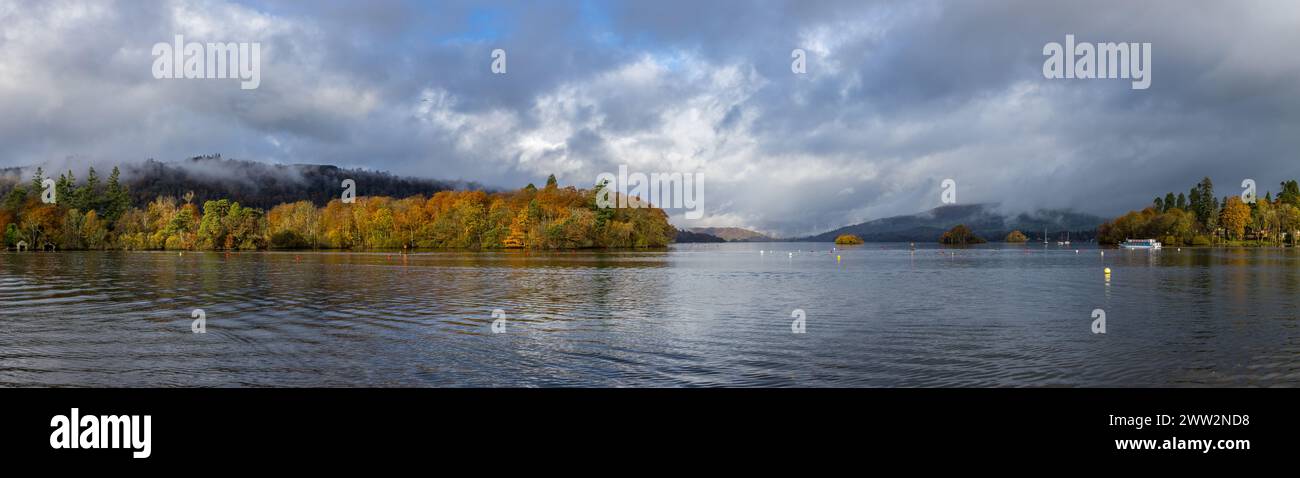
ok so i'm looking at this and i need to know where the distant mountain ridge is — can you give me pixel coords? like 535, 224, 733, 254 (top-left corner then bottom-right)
799, 204, 1103, 242
674, 229, 726, 243
690, 227, 771, 242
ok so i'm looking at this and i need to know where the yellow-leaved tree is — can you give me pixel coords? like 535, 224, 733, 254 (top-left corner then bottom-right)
1219, 196, 1251, 240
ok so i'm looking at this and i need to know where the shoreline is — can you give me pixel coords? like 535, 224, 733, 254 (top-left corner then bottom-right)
8, 240, 1300, 254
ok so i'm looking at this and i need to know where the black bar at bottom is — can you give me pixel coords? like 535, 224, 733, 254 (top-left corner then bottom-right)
2, 388, 1290, 467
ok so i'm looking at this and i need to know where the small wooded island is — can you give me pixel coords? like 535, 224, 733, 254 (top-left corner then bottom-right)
939, 224, 986, 245
834, 234, 864, 245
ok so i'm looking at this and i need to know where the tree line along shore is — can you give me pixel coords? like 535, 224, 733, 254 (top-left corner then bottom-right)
1, 168, 674, 251
929, 178, 1300, 247
1098, 177, 1300, 246
6, 169, 1298, 252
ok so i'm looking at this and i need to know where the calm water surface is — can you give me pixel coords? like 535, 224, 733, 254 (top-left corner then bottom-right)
2, 243, 1298, 387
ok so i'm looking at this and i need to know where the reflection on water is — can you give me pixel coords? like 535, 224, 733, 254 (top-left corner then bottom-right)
1, 243, 1298, 387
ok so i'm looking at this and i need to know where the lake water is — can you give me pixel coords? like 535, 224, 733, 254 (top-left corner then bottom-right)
2, 242, 1298, 387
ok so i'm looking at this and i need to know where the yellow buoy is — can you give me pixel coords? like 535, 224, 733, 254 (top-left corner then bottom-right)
836, 255, 841, 262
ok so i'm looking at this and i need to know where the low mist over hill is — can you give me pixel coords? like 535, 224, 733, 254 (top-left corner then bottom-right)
800, 204, 1104, 243
1, 156, 475, 208
121, 156, 477, 208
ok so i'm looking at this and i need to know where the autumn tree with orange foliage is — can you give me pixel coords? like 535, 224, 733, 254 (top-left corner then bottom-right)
1219, 196, 1251, 240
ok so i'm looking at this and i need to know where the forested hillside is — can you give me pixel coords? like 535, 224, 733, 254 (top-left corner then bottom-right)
1, 162, 674, 251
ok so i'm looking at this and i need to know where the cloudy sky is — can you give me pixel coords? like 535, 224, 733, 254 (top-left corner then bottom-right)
1, 0, 1298, 236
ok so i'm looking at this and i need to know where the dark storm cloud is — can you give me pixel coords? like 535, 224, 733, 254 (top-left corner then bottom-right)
1, 0, 1297, 236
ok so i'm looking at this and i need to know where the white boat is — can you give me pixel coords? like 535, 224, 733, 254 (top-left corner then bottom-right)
1119, 238, 1162, 250
1057, 232, 1071, 246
